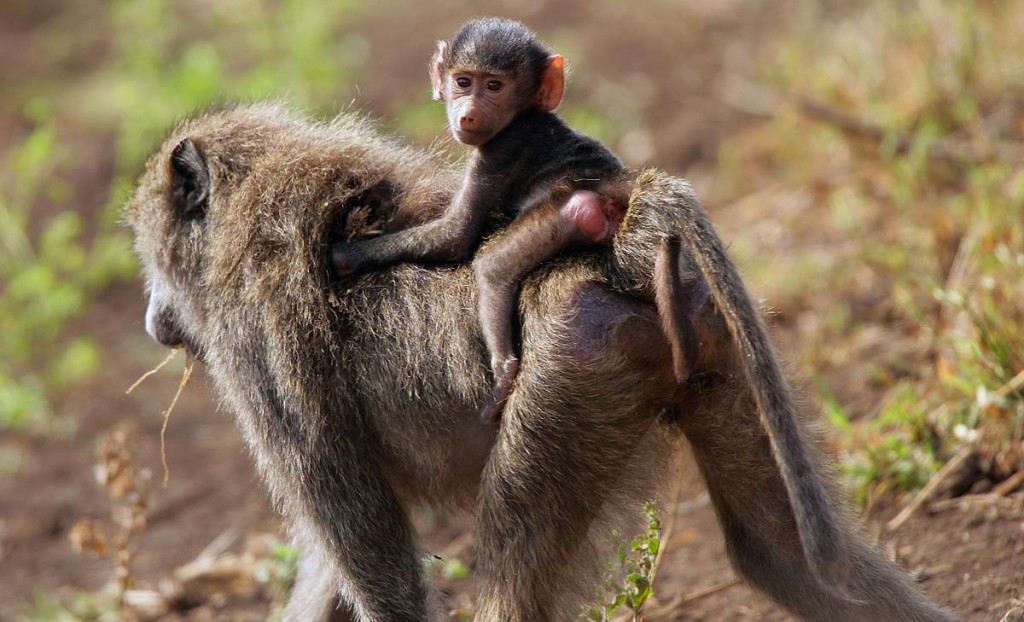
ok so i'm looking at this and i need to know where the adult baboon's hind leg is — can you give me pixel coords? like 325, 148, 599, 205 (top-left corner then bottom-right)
474, 278, 681, 622
608, 168, 958, 621
674, 369, 960, 622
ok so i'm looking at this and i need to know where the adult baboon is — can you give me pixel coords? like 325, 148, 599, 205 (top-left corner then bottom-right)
127, 103, 958, 622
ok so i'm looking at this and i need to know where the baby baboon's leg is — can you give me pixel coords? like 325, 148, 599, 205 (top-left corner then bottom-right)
472, 206, 571, 422
474, 190, 623, 422
474, 280, 678, 621
675, 372, 959, 622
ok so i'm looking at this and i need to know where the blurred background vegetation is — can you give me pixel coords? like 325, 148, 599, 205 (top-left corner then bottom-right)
1, 0, 1022, 619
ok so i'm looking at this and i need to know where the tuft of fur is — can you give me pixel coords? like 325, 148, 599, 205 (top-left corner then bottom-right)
444, 17, 551, 91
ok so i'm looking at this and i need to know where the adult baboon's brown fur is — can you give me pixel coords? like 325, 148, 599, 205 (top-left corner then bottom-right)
126, 103, 958, 622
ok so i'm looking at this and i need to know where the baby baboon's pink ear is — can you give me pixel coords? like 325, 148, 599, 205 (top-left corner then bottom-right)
536, 55, 565, 111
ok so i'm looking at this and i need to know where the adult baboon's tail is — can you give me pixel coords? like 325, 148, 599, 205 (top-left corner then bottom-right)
619, 169, 852, 595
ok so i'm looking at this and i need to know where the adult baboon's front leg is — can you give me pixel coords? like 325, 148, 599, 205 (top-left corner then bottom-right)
474, 278, 681, 621
260, 416, 438, 622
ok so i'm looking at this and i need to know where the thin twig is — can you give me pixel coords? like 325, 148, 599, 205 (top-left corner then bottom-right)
993, 470, 1024, 497
649, 476, 685, 593
160, 353, 195, 488
441, 531, 474, 559
194, 527, 240, 563
887, 444, 977, 531
125, 349, 180, 394
993, 369, 1024, 402
928, 493, 1020, 512
676, 578, 742, 604
645, 578, 742, 620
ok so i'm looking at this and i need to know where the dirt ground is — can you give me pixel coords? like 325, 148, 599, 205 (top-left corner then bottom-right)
1, 1, 1022, 620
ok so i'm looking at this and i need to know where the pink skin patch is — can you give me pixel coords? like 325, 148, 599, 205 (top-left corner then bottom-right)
559, 190, 624, 242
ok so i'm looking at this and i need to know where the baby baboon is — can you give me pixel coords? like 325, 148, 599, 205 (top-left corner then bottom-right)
332, 18, 640, 422
127, 103, 958, 622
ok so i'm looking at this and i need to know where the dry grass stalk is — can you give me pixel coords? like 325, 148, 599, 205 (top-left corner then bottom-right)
158, 352, 195, 488
125, 349, 180, 395
645, 578, 742, 620
69, 425, 152, 621
124, 348, 196, 487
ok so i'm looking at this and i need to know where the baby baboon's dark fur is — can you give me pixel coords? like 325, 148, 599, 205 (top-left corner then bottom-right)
127, 103, 958, 622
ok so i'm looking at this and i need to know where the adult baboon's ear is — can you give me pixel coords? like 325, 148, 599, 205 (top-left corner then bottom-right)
170, 137, 209, 218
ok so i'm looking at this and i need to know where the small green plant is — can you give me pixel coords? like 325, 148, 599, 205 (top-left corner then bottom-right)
588, 502, 662, 622
0, 108, 133, 431
424, 554, 472, 581
255, 539, 302, 617
22, 588, 116, 622
715, 0, 1024, 503
826, 383, 944, 505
